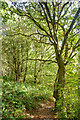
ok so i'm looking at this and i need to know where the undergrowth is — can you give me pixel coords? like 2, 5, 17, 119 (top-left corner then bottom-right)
2, 80, 53, 118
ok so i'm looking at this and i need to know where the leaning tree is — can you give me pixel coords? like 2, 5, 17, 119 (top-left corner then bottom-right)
1, 0, 80, 114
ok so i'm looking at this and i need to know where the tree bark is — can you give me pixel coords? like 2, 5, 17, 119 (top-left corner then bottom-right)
53, 55, 65, 111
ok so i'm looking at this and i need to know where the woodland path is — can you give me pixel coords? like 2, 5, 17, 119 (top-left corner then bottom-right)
25, 100, 58, 119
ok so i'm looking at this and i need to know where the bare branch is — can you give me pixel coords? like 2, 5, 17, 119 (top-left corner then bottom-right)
64, 39, 80, 65
66, 7, 80, 36
26, 13, 52, 38
73, 21, 80, 29
42, 2, 53, 25
38, 41, 53, 45
58, 23, 65, 32
73, 39, 80, 49
39, 2, 54, 44
65, 53, 77, 65
61, 2, 72, 18
26, 58, 57, 63
68, 31, 80, 40
6, 31, 49, 38
60, 8, 80, 55
9, 9, 26, 16
58, 2, 69, 22
52, 2, 55, 24
6, 32, 42, 37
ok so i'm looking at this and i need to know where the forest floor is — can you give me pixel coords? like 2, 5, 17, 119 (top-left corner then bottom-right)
25, 100, 58, 119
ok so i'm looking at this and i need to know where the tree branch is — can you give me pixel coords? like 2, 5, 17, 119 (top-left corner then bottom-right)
61, 2, 72, 18
26, 58, 57, 63
60, 7, 80, 55
26, 13, 52, 39
58, 23, 65, 32
66, 7, 80, 36
64, 39, 80, 65
6, 32, 49, 38
65, 53, 77, 65
6, 32, 42, 37
68, 31, 80, 40
52, 2, 55, 24
42, 2, 53, 25
58, 2, 69, 22
39, 2, 55, 44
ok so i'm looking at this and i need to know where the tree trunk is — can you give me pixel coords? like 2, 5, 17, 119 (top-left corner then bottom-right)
34, 50, 37, 83
23, 48, 28, 82
34, 60, 37, 83
53, 55, 65, 111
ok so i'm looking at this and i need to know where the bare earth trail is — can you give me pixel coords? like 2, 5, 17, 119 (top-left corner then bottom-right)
25, 100, 58, 119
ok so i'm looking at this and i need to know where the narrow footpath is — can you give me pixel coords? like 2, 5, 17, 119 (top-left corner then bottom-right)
25, 100, 58, 119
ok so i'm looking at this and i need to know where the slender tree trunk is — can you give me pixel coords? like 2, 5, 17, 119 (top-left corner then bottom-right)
34, 60, 37, 83
23, 48, 28, 82
53, 55, 65, 111
34, 50, 37, 83
16, 41, 20, 82
13, 55, 17, 81
20, 43, 24, 73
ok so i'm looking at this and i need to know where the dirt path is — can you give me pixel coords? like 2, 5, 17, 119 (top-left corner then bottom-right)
25, 100, 58, 119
